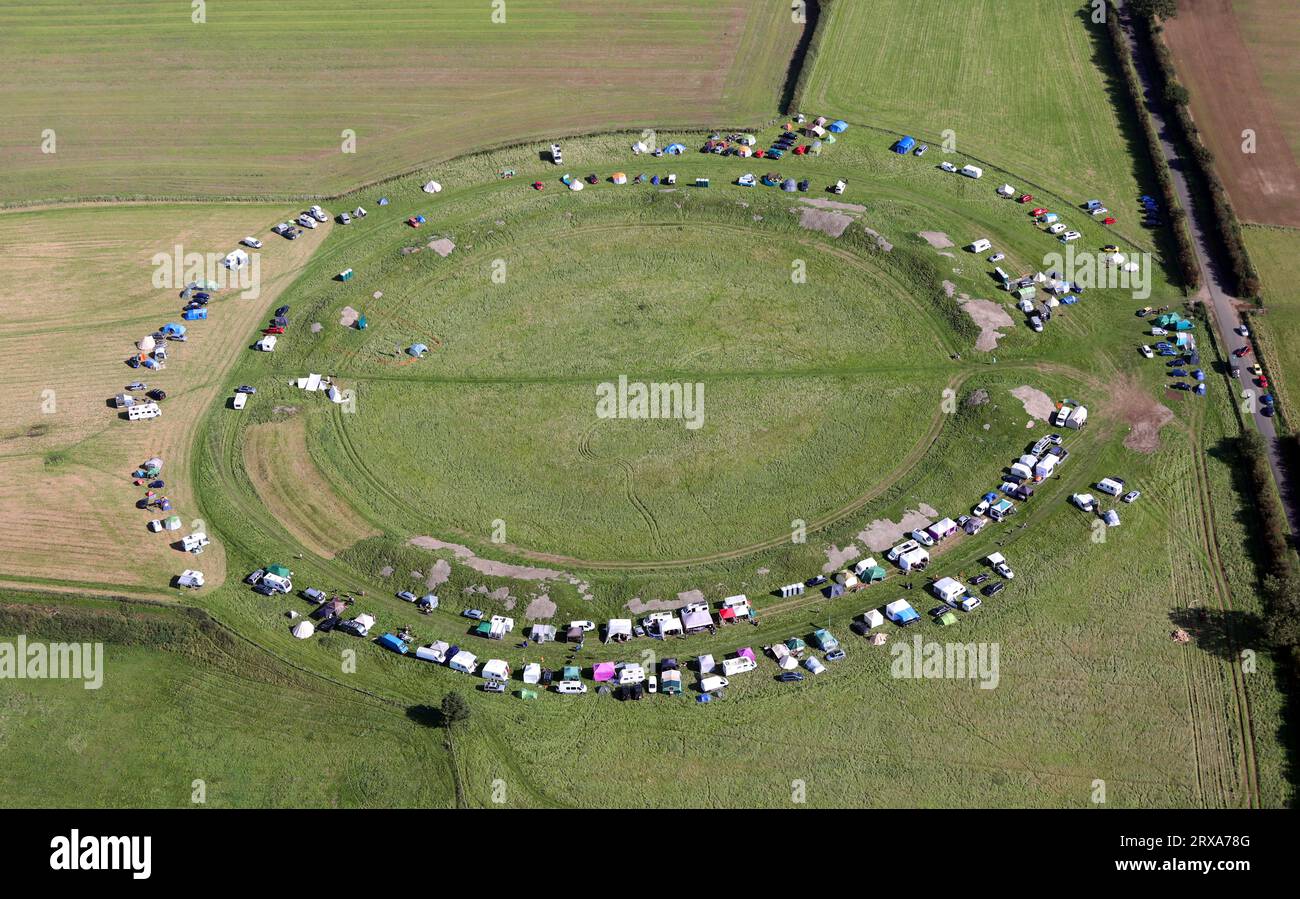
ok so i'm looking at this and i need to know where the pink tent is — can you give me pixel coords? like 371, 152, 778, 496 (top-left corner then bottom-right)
593, 662, 616, 682
738, 647, 756, 663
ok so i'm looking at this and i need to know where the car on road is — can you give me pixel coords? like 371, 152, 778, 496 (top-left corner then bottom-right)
1234, 345, 1252, 357
1258, 376, 1269, 389
1122, 490, 1141, 504
1251, 364, 1263, 377
1237, 325, 1250, 337
981, 582, 1006, 598
1263, 404, 1276, 417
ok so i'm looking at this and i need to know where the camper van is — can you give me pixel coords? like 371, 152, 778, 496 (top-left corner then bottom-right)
960, 165, 983, 179
232, 392, 248, 410
721, 656, 756, 677
127, 402, 161, 421
699, 675, 729, 693
969, 238, 992, 253
555, 680, 587, 694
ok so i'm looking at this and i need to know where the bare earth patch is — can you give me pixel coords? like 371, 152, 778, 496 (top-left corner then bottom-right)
339, 306, 359, 327
960, 297, 1015, 351
794, 197, 868, 239
1112, 376, 1175, 453
918, 230, 954, 249
822, 543, 861, 573
1010, 386, 1055, 422
426, 558, 452, 589
525, 594, 556, 620
427, 238, 456, 257
408, 536, 566, 581
857, 504, 940, 552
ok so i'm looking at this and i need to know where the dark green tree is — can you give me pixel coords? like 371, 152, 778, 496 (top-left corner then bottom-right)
440, 691, 471, 727
1130, 0, 1179, 19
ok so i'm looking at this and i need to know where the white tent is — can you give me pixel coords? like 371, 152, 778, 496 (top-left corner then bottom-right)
522, 663, 541, 684
137, 335, 156, 352
422, 180, 442, 194
327, 385, 346, 403
604, 618, 633, 643
568, 179, 584, 191
861, 609, 885, 629
290, 621, 315, 639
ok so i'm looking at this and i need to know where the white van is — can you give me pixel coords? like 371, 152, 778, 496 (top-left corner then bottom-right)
721, 656, 756, 677
555, 680, 587, 694
127, 402, 161, 421
699, 675, 729, 693
232, 392, 248, 410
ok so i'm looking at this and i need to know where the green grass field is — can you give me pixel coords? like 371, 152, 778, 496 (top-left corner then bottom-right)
1243, 224, 1300, 429
0, 1, 1291, 809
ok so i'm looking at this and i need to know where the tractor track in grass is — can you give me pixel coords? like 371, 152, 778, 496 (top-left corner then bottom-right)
1184, 408, 1262, 807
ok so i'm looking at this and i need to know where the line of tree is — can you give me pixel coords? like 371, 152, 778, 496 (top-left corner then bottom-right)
1237, 432, 1300, 675
1101, 2, 1200, 291
1130, 7, 1263, 299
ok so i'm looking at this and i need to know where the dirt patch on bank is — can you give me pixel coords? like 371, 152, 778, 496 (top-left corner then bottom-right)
524, 594, 556, 620
821, 543, 861, 573
1010, 386, 1055, 422
427, 238, 456, 257
408, 536, 566, 581
918, 231, 954, 249
1111, 376, 1176, 453
857, 504, 940, 552
794, 197, 867, 238
961, 298, 1015, 351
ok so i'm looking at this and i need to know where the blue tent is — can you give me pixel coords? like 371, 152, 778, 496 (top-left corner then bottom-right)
378, 197, 390, 206
377, 634, 408, 654
407, 343, 429, 358
182, 308, 207, 321
829, 120, 849, 133
696, 694, 712, 703
894, 135, 916, 154
160, 323, 186, 336
663, 143, 687, 155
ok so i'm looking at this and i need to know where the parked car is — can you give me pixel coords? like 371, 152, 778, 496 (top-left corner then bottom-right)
462, 608, 484, 620
914, 144, 928, 156
1234, 345, 1252, 358
146, 389, 166, 401
778, 671, 805, 683
1140, 345, 1154, 359
235, 385, 256, 394
982, 582, 1006, 598
396, 591, 417, 602
970, 573, 990, 585
242, 237, 262, 249
245, 568, 265, 585
1122, 490, 1141, 504
825, 649, 846, 662
911, 529, 936, 547
482, 681, 506, 694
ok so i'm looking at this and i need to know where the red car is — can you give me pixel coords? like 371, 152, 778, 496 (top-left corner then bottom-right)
1031, 207, 1047, 216
1102, 216, 1117, 225
1018, 194, 1033, 203
1258, 375, 1269, 388
264, 326, 285, 335
1234, 345, 1252, 358
531, 181, 544, 190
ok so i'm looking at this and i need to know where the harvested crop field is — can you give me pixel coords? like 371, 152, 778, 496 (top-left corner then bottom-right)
243, 418, 378, 558
1163, 0, 1300, 226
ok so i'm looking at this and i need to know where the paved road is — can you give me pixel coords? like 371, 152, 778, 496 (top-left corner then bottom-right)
1117, 4, 1297, 530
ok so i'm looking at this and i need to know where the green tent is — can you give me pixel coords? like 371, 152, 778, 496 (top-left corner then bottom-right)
267, 564, 291, 578
1154, 313, 1180, 327
937, 611, 958, 627
474, 621, 492, 637
785, 637, 806, 652
864, 565, 887, 583
518, 689, 538, 700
